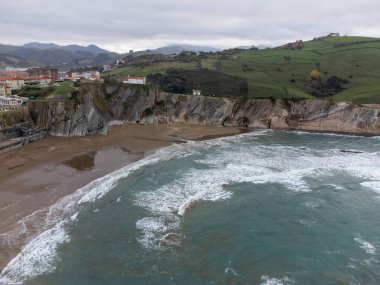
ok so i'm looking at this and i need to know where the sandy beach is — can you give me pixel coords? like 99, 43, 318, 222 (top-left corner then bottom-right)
0, 123, 246, 272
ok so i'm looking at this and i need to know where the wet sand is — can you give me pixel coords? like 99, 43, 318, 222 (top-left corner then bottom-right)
0, 124, 246, 272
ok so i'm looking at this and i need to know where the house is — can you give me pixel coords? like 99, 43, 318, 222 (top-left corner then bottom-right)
0, 83, 12, 97
124, 75, 146, 85
68, 70, 100, 81
103, 65, 112, 72
0, 97, 23, 106
27, 67, 59, 81
329, 33, 340, 37
85, 70, 100, 80
193, 89, 201, 96
64, 76, 81, 82
22, 76, 52, 86
115, 60, 125, 66
0, 76, 25, 90
0, 96, 24, 112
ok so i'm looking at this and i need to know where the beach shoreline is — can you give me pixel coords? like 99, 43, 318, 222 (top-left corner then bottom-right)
0, 123, 246, 272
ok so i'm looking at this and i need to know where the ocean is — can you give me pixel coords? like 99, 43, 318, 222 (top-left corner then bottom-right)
1, 130, 380, 285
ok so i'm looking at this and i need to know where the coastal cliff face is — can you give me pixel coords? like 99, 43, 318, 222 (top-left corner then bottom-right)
105, 83, 380, 135
28, 84, 107, 136
27, 81, 380, 136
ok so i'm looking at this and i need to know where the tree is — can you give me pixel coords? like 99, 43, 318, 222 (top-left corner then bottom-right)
310, 70, 322, 80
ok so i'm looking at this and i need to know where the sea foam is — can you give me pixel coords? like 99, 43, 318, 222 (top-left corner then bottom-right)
0, 142, 197, 283
0, 222, 69, 283
2, 130, 380, 283
354, 237, 377, 255
260, 275, 294, 285
134, 133, 380, 251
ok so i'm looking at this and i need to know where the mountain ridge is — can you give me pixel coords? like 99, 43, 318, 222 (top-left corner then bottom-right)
0, 42, 223, 68
153, 44, 221, 55
22, 42, 110, 55
0, 43, 120, 69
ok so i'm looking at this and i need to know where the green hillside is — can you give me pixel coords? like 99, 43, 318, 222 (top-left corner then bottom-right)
106, 36, 380, 104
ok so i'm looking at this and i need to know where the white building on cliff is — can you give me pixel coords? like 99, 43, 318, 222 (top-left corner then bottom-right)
124, 75, 146, 85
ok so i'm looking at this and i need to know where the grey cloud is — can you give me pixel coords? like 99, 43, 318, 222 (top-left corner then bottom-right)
1, 0, 380, 52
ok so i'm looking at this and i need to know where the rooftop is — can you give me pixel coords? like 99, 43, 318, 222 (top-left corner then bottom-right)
128, 76, 145, 79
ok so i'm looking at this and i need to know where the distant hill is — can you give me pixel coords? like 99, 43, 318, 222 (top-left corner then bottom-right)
153, 44, 221, 55
235, 46, 255, 49
108, 36, 380, 104
256, 44, 273, 49
23, 42, 110, 55
0, 43, 121, 69
22, 42, 61, 49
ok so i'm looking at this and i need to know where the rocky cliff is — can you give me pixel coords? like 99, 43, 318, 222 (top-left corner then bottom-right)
105, 83, 380, 135
27, 83, 107, 136
26, 81, 380, 136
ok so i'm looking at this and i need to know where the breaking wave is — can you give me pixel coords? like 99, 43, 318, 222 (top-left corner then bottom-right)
134, 132, 380, 251
2, 130, 380, 283
0, 142, 206, 283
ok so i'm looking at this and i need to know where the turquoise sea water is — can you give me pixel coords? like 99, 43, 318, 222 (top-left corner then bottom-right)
2, 130, 380, 285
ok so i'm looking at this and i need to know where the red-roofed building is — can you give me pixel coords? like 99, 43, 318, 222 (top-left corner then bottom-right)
27, 67, 59, 81
0, 76, 25, 90
21, 76, 52, 85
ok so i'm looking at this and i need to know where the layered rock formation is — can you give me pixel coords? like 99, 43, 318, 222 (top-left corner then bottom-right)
27, 83, 107, 136
26, 81, 380, 136
106, 84, 380, 135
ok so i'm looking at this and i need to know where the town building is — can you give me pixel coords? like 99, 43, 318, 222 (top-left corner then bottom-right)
27, 67, 59, 81
115, 60, 125, 67
22, 76, 52, 86
0, 69, 27, 77
66, 69, 100, 81
0, 76, 25, 90
193, 89, 201, 96
103, 64, 112, 72
0, 96, 25, 112
329, 33, 340, 37
0, 83, 12, 97
123, 75, 146, 85
0, 97, 23, 106
64, 76, 80, 82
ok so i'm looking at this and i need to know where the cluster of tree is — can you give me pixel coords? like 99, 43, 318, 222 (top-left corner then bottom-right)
281, 40, 304, 50
123, 54, 170, 67
175, 51, 200, 62
147, 70, 191, 94
18, 85, 53, 99
242, 63, 253, 72
122, 51, 208, 68
308, 70, 349, 97
147, 68, 248, 97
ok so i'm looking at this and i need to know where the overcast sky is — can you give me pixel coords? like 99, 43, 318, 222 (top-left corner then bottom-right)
1, 0, 380, 53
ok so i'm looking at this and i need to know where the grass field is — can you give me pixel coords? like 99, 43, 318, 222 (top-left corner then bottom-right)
51, 82, 75, 95
107, 36, 380, 103
105, 62, 198, 78
19, 82, 75, 101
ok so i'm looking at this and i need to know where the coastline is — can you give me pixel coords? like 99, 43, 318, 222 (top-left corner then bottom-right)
0, 123, 246, 273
